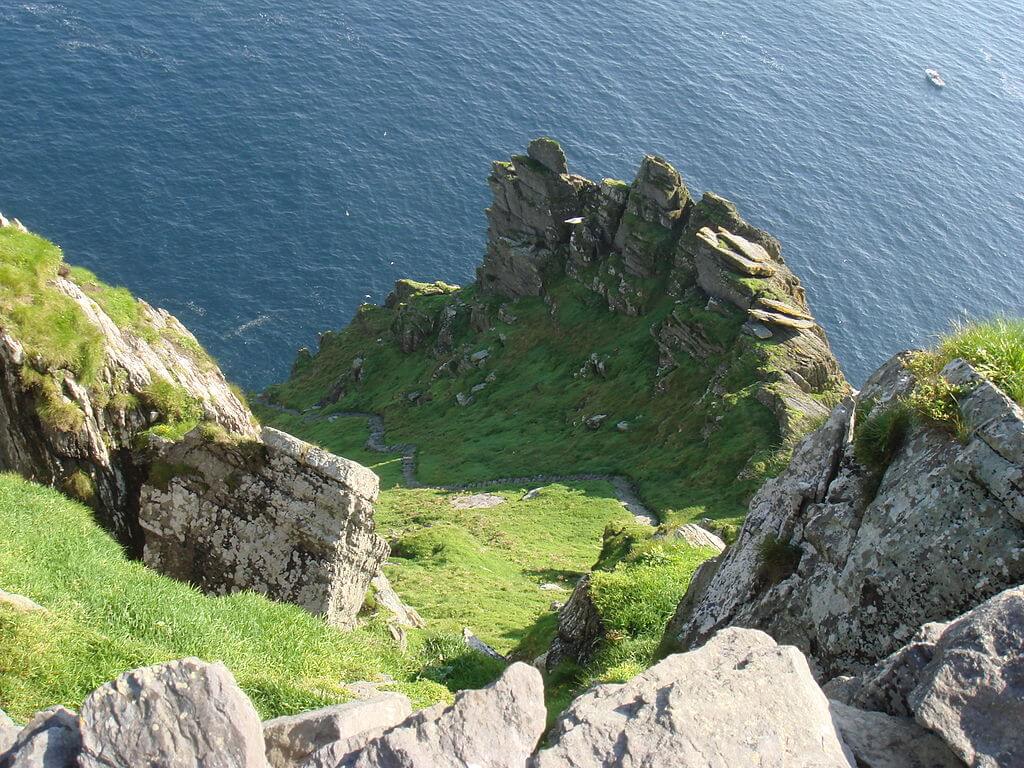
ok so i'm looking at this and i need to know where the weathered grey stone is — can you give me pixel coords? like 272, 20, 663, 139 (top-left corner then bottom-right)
334, 663, 545, 768
0, 707, 79, 768
369, 574, 425, 628
664, 359, 1024, 680
264, 694, 411, 768
535, 628, 855, 767
462, 627, 505, 660
748, 307, 816, 330
828, 701, 964, 768
139, 427, 388, 630
527, 137, 568, 175
77, 658, 267, 768
545, 575, 606, 670
0, 709, 18, 758
909, 586, 1024, 768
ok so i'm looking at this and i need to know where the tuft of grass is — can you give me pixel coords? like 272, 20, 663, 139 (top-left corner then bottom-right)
906, 318, 1024, 432
0, 473, 452, 720
61, 470, 96, 506
757, 535, 802, 585
139, 377, 204, 439
853, 400, 913, 472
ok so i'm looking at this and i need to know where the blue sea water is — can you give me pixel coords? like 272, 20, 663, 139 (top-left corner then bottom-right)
1, 0, 1022, 389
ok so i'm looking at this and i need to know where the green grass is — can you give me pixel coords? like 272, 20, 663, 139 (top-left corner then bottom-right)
0, 473, 458, 721
0, 229, 105, 385
544, 525, 715, 714
265, 269, 823, 528
853, 400, 913, 472
907, 318, 1024, 430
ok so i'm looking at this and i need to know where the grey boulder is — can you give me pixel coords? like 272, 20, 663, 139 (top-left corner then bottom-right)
329, 662, 545, 768
828, 701, 963, 768
909, 586, 1024, 768
0, 707, 80, 768
77, 658, 268, 768
534, 627, 855, 767
265, 694, 411, 768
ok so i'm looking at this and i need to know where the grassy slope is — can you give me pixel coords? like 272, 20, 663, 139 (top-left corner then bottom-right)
0, 473, 458, 721
250, 406, 636, 653
267, 273, 786, 527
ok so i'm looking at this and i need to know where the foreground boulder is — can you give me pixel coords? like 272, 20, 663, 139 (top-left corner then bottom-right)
663, 358, 1024, 679
830, 586, 1024, 768
305, 663, 546, 768
139, 426, 388, 629
535, 627, 855, 767
827, 701, 963, 768
264, 694, 411, 768
78, 658, 268, 768
0, 707, 80, 768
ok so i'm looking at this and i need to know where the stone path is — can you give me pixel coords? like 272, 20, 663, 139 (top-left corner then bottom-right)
255, 400, 657, 525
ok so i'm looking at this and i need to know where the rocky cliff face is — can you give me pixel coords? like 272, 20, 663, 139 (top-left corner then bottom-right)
662, 355, 1024, 679
478, 138, 847, 446
0, 261, 256, 551
0, 217, 390, 629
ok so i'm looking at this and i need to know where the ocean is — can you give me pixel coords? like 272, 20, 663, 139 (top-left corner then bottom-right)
2, 0, 1022, 388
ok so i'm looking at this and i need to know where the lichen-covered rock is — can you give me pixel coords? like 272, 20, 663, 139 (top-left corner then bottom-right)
330, 663, 545, 768
663, 357, 1024, 680
655, 523, 726, 552
535, 627, 855, 767
0, 707, 80, 768
139, 426, 388, 629
264, 694, 412, 768
77, 658, 267, 768
828, 701, 963, 768
0, 709, 18, 757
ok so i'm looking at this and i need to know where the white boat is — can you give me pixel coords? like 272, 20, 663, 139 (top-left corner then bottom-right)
925, 68, 946, 88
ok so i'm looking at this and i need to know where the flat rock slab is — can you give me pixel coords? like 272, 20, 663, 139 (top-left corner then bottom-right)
449, 493, 506, 509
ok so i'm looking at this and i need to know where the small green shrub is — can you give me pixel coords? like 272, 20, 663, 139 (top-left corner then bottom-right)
757, 535, 802, 585
140, 380, 203, 434
415, 633, 507, 692
853, 401, 913, 472
62, 470, 96, 505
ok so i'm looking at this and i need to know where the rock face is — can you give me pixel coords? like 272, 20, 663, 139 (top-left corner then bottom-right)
0, 707, 80, 768
78, 659, 268, 768
139, 426, 388, 629
535, 627, 855, 767
828, 701, 963, 768
264, 694, 412, 768
475, 139, 846, 446
0, 268, 256, 552
0, 222, 394, 630
663, 356, 1024, 680
830, 586, 1024, 768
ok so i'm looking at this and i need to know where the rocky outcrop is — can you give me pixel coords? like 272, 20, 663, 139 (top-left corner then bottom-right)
663, 357, 1024, 680
474, 140, 847, 444
139, 426, 388, 629
535, 627, 855, 767
829, 586, 1024, 768
13, 631, 1017, 767
0, 222, 395, 630
0, 275, 256, 552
